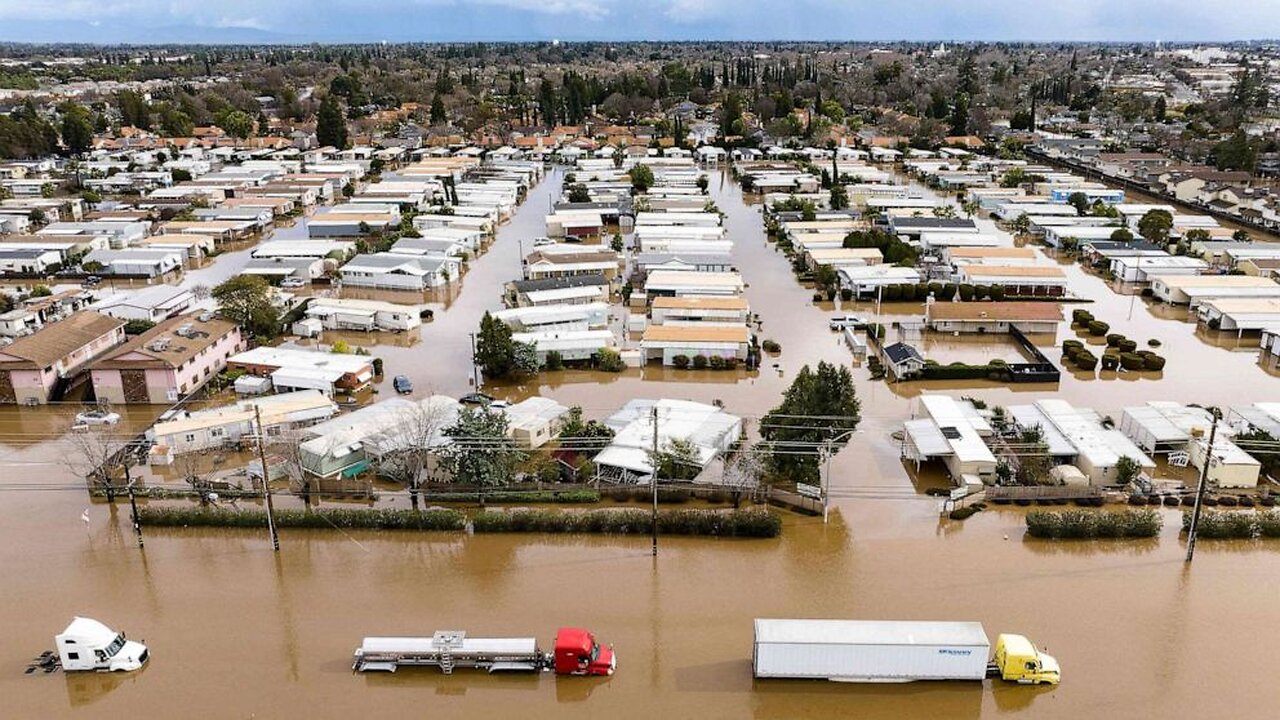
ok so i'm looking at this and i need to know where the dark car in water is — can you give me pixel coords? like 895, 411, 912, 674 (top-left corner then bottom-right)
393, 375, 413, 394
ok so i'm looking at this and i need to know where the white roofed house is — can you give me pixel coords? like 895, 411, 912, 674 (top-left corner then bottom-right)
491, 302, 610, 332
643, 270, 744, 298
640, 324, 751, 366
523, 247, 621, 283
82, 248, 184, 279
303, 297, 424, 333
228, 346, 376, 396
502, 396, 571, 449
1008, 399, 1156, 485
145, 390, 339, 454
594, 399, 744, 483
296, 396, 459, 482
511, 329, 615, 364
506, 275, 611, 308
838, 266, 922, 296
388, 237, 468, 258
340, 253, 460, 290
243, 256, 326, 281
544, 210, 604, 240
1109, 255, 1207, 284
901, 395, 997, 484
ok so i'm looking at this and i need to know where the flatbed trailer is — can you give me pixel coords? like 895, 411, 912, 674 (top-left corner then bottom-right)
353, 627, 616, 676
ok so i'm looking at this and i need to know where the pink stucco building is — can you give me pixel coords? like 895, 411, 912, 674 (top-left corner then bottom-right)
90, 313, 243, 404
0, 311, 126, 404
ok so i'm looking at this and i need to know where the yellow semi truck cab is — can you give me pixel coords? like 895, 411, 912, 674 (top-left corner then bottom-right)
993, 634, 1060, 685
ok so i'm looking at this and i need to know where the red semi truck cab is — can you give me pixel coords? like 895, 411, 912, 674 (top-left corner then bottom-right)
553, 627, 615, 676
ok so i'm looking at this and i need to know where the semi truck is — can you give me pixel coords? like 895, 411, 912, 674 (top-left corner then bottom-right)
352, 627, 615, 676
752, 619, 1059, 685
55, 617, 149, 672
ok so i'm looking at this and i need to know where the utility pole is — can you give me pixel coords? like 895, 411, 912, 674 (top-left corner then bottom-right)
1185, 415, 1219, 563
468, 332, 481, 388
822, 438, 832, 525
651, 404, 659, 557
122, 443, 143, 548
255, 406, 280, 552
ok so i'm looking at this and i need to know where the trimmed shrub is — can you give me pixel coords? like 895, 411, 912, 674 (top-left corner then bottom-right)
1118, 339, 1138, 353
949, 506, 979, 520
840, 288, 853, 301
1147, 338, 1162, 347
471, 507, 782, 538
1259, 511, 1280, 537
1101, 351, 1120, 370
692, 354, 709, 369
1073, 350, 1098, 371
425, 490, 600, 504
1218, 495, 1239, 507
1105, 333, 1125, 348
1181, 495, 1197, 507
708, 355, 726, 370
1143, 354, 1166, 371
761, 339, 781, 353
1062, 339, 1084, 356
1128, 494, 1149, 506
1182, 510, 1255, 539
1163, 495, 1181, 506
958, 284, 975, 301
1087, 320, 1110, 336
1119, 352, 1146, 370
672, 354, 690, 369
1261, 496, 1277, 508
138, 506, 466, 531
1026, 509, 1161, 539
1072, 309, 1094, 325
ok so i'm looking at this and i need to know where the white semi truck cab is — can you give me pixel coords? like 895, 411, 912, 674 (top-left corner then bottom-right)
56, 617, 149, 672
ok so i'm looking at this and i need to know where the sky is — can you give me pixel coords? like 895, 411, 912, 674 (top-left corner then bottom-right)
0, 0, 1278, 44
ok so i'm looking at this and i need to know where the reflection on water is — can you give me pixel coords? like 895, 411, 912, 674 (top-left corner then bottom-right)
62, 668, 144, 707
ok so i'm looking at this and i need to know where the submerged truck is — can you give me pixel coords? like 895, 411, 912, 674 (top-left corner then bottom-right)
752, 619, 1059, 685
55, 617, 149, 672
352, 627, 615, 676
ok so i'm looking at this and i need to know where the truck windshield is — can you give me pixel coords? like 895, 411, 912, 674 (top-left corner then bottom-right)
590, 642, 599, 661
104, 634, 126, 657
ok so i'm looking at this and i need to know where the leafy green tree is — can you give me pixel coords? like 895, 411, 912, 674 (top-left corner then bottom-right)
759, 362, 861, 485
628, 164, 654, 193
1067, 192, 1090, 217
211, 275, 280, 338
59, 104, 94, 155
610, 233, 624, 253
475, 311, 515, 378
948, 92, 970, 136
316, 95, 349, 149
1115, 456, 1142, 486
159, 106, 194, 137
696, 175, 709, 194
512, 341, 539, 376
439, 408, 523, 500
829, 184, 849, 210
218, 110, 254, 139
1138, 209, 1174, 245
116, 90, 151, 130
1013, 425, 1052, 485
1110, 228, 1134, 243
430, 93, 447, 124
567, 183, 591, 203
1011, 213, 1031, 235
649, 437, 702, 480
557, 406, 614, 457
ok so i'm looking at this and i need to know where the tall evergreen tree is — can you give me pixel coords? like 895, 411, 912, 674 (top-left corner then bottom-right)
316, 95, 348, 149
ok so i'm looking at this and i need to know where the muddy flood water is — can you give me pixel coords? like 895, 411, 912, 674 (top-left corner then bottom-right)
4, 166, 1280, 718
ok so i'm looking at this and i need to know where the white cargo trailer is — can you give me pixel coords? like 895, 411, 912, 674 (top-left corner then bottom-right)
753, 619, 991, 682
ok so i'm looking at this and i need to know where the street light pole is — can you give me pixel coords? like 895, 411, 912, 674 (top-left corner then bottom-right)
651, 404, 660, 557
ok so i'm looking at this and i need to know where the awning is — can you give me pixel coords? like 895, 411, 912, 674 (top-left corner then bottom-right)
341, 459, 371, 478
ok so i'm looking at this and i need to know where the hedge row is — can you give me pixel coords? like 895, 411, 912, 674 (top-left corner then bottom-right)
138, 506, 467, 530
1026, 509, 1162, 539
1180, 510, 1280, 539
471, 508, 782, 537
137, 505, 782, 537
426, 490, 601, 504
920, 359, 1011, 381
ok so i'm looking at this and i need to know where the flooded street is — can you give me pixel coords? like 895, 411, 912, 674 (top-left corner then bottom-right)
5, 162, 1280, 718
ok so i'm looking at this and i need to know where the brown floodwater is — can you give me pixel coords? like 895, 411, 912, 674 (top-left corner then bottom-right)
5, 164, 1280, 718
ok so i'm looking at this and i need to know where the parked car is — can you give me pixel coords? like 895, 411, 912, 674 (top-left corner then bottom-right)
280, 277, 307, 289
459, 392, 496, 406
81, 275, 102, 288
74, 409, 120, 426
532, 236, 555, 247
828, 315, 863, 330
393, 375, 413, 394
489, 399, 511, 410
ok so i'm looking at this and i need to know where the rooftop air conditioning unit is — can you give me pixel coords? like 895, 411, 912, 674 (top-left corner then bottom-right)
149, 337, 171, 352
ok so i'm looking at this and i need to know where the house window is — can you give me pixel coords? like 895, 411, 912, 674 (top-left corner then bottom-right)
211, 428, 224, 437
66, 652, 79, 661
184, 434, 195, 442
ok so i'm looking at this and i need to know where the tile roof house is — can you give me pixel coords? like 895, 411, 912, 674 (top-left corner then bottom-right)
0, 311, 126, 404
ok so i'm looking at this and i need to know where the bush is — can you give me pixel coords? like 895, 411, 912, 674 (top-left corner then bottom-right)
1181, 495, 1197, 507
812, 292, 824, 302
1163, 496, 1182, 506
657, 488, 692, 504
1073, 350, 1098, 371
1105, 333, 1125, 348
138, 506, 466, 531
840, 288, 853, 301
1062, 339, 1084, 356
471, 508, 781, 537
1119, 352, 1146, 370
1147, 338, 1162, 347
1218, 495, 1238, 507
958, 284, 975, 301
761, 339, 781, 353
672, 354, 690, 369
949, 506, 979, 520
1118, 339, 1138, 353
1087, 320, 1110, 336
692, 354, 709, 369
1072, 309, 1094, 325
1026, 509, 1161, 539
425, 490, 601, 504
1101, 351, 1120, 370
596, 347, 626, 372
544, 350, 564, 371
1143, 354, 1166, 371
1182, 510, 1256, 539
1128, 494, 1149, 506
708, 355, 725, 370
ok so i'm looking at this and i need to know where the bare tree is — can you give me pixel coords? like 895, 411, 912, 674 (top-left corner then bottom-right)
64, 424, 126, 501
191, 284, 212, 302
271, 428, 314, 504
371, 398, 456, 510
721, 446, 765, 508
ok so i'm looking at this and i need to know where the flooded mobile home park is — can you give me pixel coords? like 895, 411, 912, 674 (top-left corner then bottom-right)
4, 134, 1280, 720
